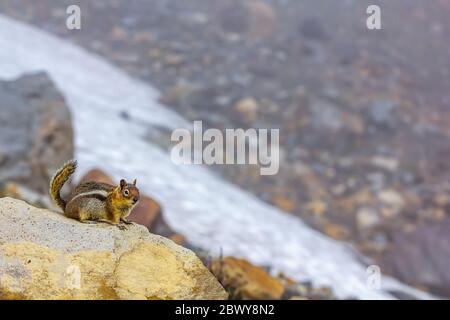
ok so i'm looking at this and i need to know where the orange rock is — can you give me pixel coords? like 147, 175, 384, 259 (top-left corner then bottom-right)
272, 195, 295, 212
305, 200, 327, 217
433, 193, 449, 207
336, 188, 374, 213
169, 234, 186, 245
211, 257, 284, 300
289, 296, 308, 300
324, 223, 349, 240
128, 195, 162, 229
276, 273, 297, 287
1, 182, 19, 196
79, 169, 114, 185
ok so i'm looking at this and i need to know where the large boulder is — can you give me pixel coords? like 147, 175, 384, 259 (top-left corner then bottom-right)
0, 197, 227, 300
0, 72, 74, 193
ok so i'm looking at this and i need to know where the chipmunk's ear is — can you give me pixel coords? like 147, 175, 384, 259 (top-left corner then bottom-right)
132, 179, 137, 186
120, 179, 126, 190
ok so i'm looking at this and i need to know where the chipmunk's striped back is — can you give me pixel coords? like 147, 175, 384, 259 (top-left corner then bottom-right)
65, 182, 114, 211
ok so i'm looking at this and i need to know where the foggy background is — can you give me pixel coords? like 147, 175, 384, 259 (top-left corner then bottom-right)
0, 0, 449, 299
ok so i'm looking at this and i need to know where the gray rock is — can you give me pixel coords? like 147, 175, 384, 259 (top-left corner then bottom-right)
309, 99, 342, 131
0, 72, 73, 193
299, 17, 329, 41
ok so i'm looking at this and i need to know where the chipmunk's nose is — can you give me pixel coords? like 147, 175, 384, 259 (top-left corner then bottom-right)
133, 196, 139, 204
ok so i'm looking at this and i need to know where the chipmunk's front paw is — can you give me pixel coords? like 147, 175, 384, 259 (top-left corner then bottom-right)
121, 219, 133, 225
117, 224, 127, 231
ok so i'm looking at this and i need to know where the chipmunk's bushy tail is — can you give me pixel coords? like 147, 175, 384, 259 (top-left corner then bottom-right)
49, 160, 77, 211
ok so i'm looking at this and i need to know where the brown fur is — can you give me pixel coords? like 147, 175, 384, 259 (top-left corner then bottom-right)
49, 161, 140, 226
49, 160, 77, 211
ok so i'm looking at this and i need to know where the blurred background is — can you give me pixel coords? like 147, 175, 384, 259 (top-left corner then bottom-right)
0, 0, 450, 299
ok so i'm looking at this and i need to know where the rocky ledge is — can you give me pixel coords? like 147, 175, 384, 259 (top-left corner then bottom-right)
0, 197, 227, 300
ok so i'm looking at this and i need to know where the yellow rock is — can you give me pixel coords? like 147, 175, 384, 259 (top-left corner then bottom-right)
0, 198, 227, 300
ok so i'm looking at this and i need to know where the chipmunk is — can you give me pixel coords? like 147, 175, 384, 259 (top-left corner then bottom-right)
49, 160, 140, 227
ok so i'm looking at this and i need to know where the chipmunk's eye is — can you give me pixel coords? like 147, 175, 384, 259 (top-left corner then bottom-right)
123, 189, 129, 196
